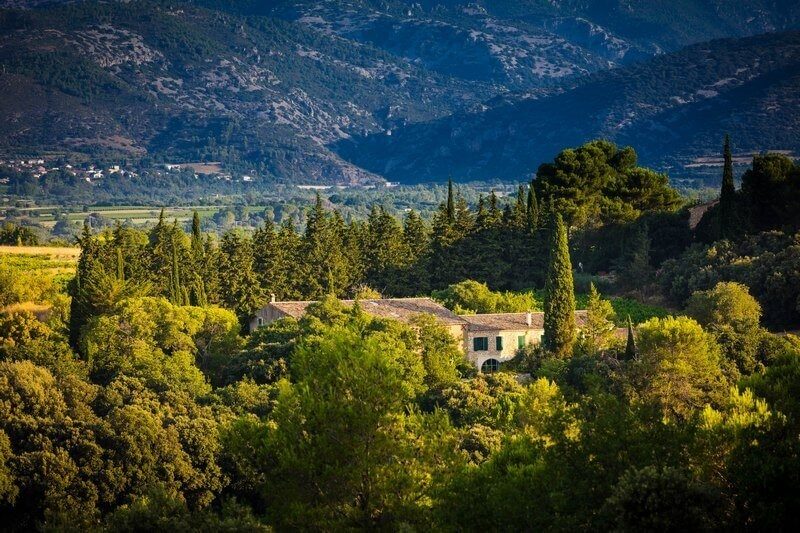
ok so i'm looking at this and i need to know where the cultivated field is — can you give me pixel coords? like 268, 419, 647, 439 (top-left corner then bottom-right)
3, 205, 220, 228
0, 245, 78, 281
0, 245, 80, 260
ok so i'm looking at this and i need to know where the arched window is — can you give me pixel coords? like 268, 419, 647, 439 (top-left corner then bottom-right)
481, 358, 500, 373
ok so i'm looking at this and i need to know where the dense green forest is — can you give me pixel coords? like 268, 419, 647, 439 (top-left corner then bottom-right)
2, 140, 800, 529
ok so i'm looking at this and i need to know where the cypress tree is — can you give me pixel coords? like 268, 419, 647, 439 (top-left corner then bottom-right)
526, 182, 539, 232
303, 193, 331, 298
69, 221, 98, 349
116, 248, 125, 282
403, 210, 428, 259
718, 134, 737, 240
253, 218, 280, 295
624, 315, 637, 360
476, 195, 488, 227
188, 210, 208, 306
276, 220, 303, 299
364, 206, 406, 293
487, 190, 501, 226
301, 196, 351, 298
402, 210, 430, 294
219, 232, 264, 327
147, 211, 178, 297
169, 244, 184, 305
446, 178, 455, 222
542, 212, 576, 358
193, 277, 208, 307
512, 185, 526, 228
453, 195, 475, 239
191, 211, 203, 256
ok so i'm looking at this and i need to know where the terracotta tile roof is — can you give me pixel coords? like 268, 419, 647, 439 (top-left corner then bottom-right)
461, 310, 589, 332
270, 298, 466, 325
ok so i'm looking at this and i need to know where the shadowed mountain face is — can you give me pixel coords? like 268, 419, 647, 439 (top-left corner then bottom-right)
0, 0, 798, 184
333, 31, 800, 185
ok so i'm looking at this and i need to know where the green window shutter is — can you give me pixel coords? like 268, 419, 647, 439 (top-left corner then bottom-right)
474, 337, 488, 351
518, 335, 525, 349
496, 336, 503, 350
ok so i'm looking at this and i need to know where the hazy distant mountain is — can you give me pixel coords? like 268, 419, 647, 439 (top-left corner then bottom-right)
0, 0, 798, 184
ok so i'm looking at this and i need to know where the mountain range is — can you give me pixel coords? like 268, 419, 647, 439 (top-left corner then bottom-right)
1, 0, 799, 185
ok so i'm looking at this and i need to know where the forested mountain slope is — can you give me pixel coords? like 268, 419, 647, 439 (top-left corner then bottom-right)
335, 31, 800, 184
0, 0, 798, 184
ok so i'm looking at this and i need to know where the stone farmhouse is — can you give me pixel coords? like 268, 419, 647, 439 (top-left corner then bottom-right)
251, 297, 591, 373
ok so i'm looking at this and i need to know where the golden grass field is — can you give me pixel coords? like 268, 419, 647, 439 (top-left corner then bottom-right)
0, 245, 80, 260
0, 246, 79, 280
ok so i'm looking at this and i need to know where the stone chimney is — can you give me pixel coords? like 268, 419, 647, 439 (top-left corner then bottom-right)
526, 312, 532, 327
270, 293, 276, 303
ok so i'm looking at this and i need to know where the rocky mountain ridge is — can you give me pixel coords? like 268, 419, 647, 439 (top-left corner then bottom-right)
0, 0, 798, 185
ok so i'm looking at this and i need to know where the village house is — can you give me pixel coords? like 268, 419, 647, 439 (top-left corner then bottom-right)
249, 297, 466, 342
461, 310, 589, 372
252, 298, 592, 372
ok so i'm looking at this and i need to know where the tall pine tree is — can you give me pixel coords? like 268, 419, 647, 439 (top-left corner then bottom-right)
542, 212, 576, 358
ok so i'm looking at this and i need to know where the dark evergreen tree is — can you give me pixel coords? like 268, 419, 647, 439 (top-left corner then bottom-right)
446, 178, 455, 222
476, 195, 488, 228
191, 211, 203, 258
146, 212, 184, 296
624, 315, 637, 360
511, 185, 526, 228
275, 220, 303, 299
219, 231, 264, 329
402, 210, 430, 294
718, 134, 737, 240
741, 153, 800, 233
327, 211, 354, 296
68, 222, 99, 349
110, 223, 148, 283
429, 194, 459, 288
253, 218, 282, 297
188, 211, 208, 307
301, 195, 352, 298
618, 223, 654, 294
526, 182, 539, 232
542, 212, 576, 358
168, 245, 187, 306
364, 206, 406, 294
116, 248, 125, 282
487, 190, 502, 227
